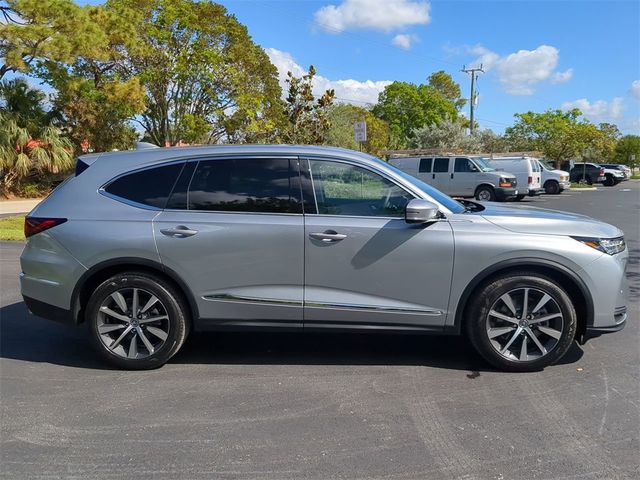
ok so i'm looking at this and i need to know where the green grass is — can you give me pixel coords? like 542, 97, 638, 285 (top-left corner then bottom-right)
570, 182, 597, 189
630, 174, 640, 180
0, 215, 25, 241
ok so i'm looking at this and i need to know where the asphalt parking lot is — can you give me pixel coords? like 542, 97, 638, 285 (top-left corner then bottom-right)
1, 182, 639, 480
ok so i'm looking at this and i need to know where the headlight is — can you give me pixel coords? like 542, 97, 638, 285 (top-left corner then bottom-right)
498, 177, 516, 187
572, 236, 626, 255
560, 175, 567, 181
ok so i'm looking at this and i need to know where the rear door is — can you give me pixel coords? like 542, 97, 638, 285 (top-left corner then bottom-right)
302, 158, 454, 328
153, 156, 304, 327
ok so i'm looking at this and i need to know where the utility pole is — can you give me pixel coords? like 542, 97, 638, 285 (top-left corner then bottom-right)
462, 64, 484, 134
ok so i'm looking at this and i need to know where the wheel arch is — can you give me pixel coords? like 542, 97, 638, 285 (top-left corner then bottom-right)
474, 183, 495, 194
71, 257, 199, 326
452, 258, 593, 339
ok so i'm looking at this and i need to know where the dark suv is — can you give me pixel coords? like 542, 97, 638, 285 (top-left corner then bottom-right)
567, 162, 605, 185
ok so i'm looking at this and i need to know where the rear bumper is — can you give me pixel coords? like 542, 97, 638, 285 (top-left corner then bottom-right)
23, 295, 75, 325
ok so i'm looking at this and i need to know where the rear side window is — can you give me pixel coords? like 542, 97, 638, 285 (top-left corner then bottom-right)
433, 157, 449, 173
419, 158, 432, 173
104, 163, 184, 209
187, 158, 301, 213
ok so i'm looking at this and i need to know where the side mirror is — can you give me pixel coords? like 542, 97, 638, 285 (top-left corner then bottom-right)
405, 199, 440, 224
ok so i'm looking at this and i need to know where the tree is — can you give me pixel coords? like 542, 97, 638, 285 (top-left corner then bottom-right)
410, 119, 508, 153
282, 65, 335, 144
427, 70, 466, 110
0, 112, 73, 193
324, 104, 390, 154
0, 0, 108, 80
111, 0, 284, 146
372, 81, 459, 147
504, 109, 597, 168
615, 135, 640, 169
0, 77, 57, 131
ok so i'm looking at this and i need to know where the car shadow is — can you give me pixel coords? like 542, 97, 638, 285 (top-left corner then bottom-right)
0, 301, 585, 373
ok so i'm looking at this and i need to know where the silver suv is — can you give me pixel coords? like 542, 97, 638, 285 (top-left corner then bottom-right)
20, 145, 628, 371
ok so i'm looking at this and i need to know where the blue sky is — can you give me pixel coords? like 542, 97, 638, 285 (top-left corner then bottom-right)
74, 1, 639, 134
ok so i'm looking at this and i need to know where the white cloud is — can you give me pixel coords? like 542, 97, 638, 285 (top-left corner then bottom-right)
468, 44, 571, 95
551, 68, 573, 84
314, 0, 431, 33
391, 33, 418, 50
561, 97, 624, 122
265, 48, 391, 105
631, 80, 640, 100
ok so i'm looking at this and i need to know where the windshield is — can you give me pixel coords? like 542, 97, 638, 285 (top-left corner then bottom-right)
538, 159, 554, 171
367, 156, 466, 213
473, 158, 495, 172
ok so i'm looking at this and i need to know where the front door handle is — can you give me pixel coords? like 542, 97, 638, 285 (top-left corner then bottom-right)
160, 226, 198, 238
309, 230, 347, 243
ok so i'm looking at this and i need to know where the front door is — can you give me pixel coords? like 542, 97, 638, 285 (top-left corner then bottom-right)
450, 157, 480, 197
154, 157, 304, 327
303, 159, 455, 329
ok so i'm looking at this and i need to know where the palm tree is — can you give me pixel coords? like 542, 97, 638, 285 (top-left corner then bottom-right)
0, 112, 73, 193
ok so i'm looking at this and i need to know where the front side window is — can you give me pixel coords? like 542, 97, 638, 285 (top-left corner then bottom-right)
186, 158, 301, 213
309, 160, 413, 217
454, 158, 479, 173
104, 162, 184, 209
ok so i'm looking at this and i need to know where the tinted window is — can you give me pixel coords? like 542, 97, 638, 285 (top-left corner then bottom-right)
188, 158, 301, 213
454, 158, 478, 173
105, 163, 184, 209
166, 161, 197, 210
433, 157, 449, 173
419, 158, 432, 173
309, 160, 413, 217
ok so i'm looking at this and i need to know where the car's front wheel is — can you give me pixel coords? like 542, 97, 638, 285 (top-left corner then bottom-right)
465, 273, 577, 371
475, 185, 495, 202
86, 272, 189, 370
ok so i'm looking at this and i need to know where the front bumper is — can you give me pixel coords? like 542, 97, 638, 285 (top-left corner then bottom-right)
495, 187, 519, 200
560, 180, 571, 190
580, 307, 627, 344
527, 188, 545, 196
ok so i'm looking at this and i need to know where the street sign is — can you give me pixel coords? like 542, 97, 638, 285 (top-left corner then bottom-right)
354, 121, 367, 142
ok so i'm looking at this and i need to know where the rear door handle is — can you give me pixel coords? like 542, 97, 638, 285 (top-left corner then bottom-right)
309, 231, 347, 243
160, 226, 198, 237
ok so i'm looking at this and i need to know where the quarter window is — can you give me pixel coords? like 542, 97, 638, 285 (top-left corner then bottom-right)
104, 163, 184, 209
309, 160, 413, 217
433, 157, 449, 173
419, 158, 433, 173
186, 158, 301, 214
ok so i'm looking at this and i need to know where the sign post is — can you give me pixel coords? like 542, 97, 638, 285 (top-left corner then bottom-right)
354, 121, 367, 150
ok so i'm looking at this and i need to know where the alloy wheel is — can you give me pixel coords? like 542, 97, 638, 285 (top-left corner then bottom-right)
96, 288, 170, 359
485, 287, 564, 362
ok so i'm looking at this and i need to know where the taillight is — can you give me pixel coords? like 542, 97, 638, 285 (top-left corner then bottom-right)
600, 168, 605, 175
528, 176, 533, 184
24, 217, 67, 238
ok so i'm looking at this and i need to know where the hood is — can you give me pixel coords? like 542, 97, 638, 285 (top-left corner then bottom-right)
478, 203, 623, 238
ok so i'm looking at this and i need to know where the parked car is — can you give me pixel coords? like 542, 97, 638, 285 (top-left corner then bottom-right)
535, 159, 571, 194
483, 156, 544, 200
21, 145, 628, 372
600, 164, 630, 182
568, 162, 606, 185
388, 155, 518, 201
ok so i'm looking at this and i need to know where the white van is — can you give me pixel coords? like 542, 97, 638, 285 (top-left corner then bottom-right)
537, 159, 571, 194
483, 156, 544, 199
389, 155, 518, 202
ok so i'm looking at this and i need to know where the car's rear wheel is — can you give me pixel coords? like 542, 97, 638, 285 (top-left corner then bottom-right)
465, 273, 577, 372
475, 185, 495, 202
544, 180, 560, 195
86, 272, 189, 370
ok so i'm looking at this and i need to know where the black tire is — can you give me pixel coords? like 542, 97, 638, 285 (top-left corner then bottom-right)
86, 272, 189, 370
603, 174, 615, 187
465, 272, 577, 372
475, 185, 495, 202
514, 194, 525, 201
544, 180, 560, 195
